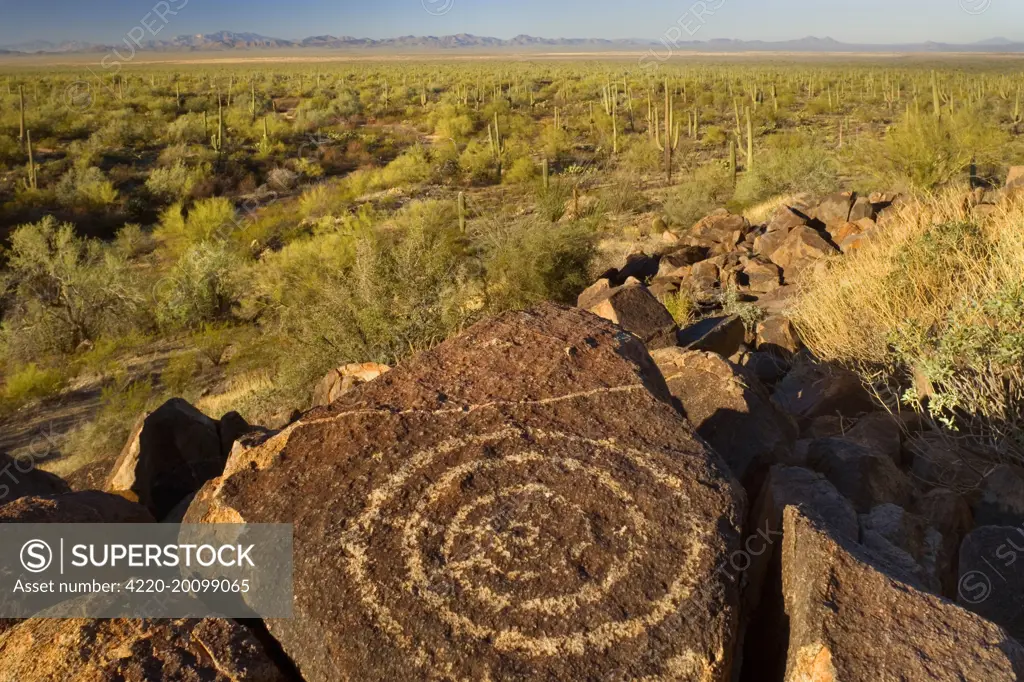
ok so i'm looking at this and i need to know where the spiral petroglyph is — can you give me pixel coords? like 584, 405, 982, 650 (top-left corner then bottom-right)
195, 304, 744, 680
342, 426, 713, 666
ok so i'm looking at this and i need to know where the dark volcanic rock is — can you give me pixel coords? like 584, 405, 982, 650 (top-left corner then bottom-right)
104, 399, 226, 520
0, 491, 154, 523
650, 349, 796, 485
0, 452, 70, 508
782, 508, 1024, 681
677, 315, 746, 358
807, 438, 911, 512
187, 304, 746, 681
959, 525, 1024, 640
0, 618, 288, 681
585, 280, 678, 349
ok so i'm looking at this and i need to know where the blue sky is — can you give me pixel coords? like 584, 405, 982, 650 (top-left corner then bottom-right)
1, 0, 1021, 46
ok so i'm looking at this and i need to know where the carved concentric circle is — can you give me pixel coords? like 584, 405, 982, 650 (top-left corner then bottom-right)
342, 427, 712, 664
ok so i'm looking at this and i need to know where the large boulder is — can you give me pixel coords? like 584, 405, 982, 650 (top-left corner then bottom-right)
843, 411, 903, 466
650, 349, 796, 485
806, 438, 912, 513
859, 503, 938, 591
958, 525, 1024, 641
0, 491, 154, 523
0, 452, 70, 507
311, 362, 391, 408
691, 210, 749, 246
810, 191, 855, 230
104, 398, 225, 521
600, 251, 660, 287
970, 464, 1024, 528
772, 361, 875, 427
781, 507, 1024, 681
737, 466, 859, 679
585, 280, 678, 349
677, 315, 746, 358
740, 257, 782, 294
755, 316, 802, 358
185, 304, 746, 681
0, 618, 288, 681
768, 227, 839, 281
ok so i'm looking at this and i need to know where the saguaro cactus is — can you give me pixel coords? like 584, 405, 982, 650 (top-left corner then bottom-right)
745, 106, 754, 172
488, 112, 504, 180
25, 130, 37, 190
653, 79, 681, 184
542, 157, 549, 190
18, 84, 25, 147
457, 191, 466, 233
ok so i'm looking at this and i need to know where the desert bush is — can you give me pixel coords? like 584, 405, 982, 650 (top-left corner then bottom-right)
660, 290, 696, 326
478, 216, 597, 311
161, 351, 201, 396
145, 161, 209, 200
155, 197, 237, 253
793, 189, 1024, 459
733, 141, 839, 206
375, 145, 433, 189
2, 363, 65, 409
849, 110, 1008, 191
664, 163, 734, 229
1, 217, 143, 360
155, 241, 243, 329
54, 166, 118, 209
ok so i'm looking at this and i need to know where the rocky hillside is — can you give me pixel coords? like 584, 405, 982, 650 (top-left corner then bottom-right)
1, 181, 1024, 680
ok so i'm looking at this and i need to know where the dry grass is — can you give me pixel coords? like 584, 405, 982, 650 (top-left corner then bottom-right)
792, 187, 1024, 459
743, 194, 800, 226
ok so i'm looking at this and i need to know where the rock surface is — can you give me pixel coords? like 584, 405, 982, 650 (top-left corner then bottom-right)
782, 507, 1024, 681
807, 438, 911, 512
104, 398, 226, 521
311, 362, 391, 408
585, 280, 678, 349
0, 491, 155, 523
677, 315, 746, 358
186, 304, 746, 681
958, 525, 1024, 640
651, 349, 795, 485
0, 618, 288, 682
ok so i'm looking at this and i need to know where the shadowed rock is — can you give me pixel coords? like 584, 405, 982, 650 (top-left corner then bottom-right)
650, 349, 796, 486
0, 618, 289, 681
186, 303, 746, 682
807, 438, 911, 513
104, 398, 226, 521
959, 525, 1024, 640
0, 491, 154, 523
782, 507, 1024, 681
585, 280, 678, 349
0, 452, 70, 508
677, 315, 746, 358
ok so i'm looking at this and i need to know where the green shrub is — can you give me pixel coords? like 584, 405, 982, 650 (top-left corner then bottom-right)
478, 216, 597, 310
155, 197, 237, 253
849, 109, 1008, 191
733, 142, 839, 206
145, 161, 209, 200
1, 217, 143, 361
162, 351, 201, 396
54, 166, 118, 209
155, 242, 243, 330
2, 363, 64, 408
664, 163, 734, 229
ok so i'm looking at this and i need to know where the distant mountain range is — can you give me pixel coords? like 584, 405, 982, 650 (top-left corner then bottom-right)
3, 32, 1024, 54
